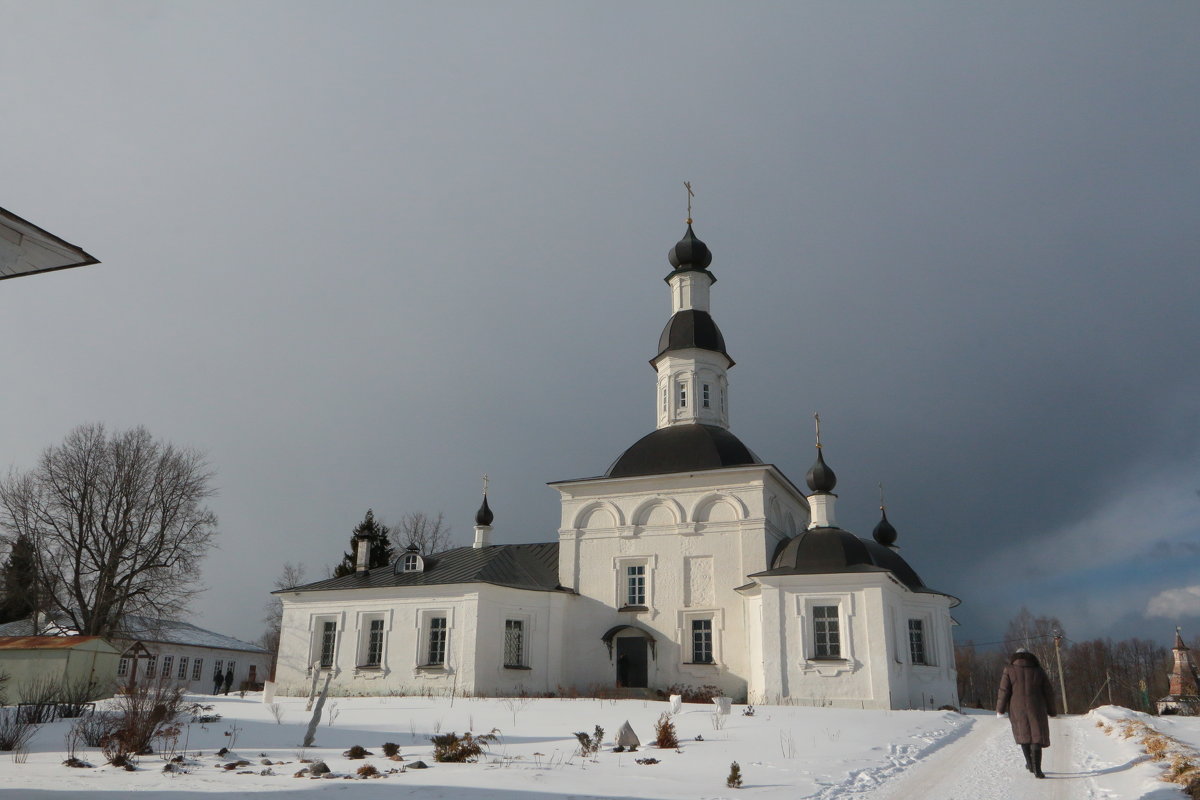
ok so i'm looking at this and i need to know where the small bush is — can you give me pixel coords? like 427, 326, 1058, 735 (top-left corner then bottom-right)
635, 757, 660, 765
72, 711, 121, 747
356, 763, 379, 777
0, 707, 40, 752
574, 725, 604, 758
100, 680, 188, 766
654, 713, 678, 749
381, 742, 400, 757
344, 745, 372, 759
431, 730, 498, 763
727, 761, 743, 788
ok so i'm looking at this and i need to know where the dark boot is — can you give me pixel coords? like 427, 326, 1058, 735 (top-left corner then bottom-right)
1020, 743, 1033, 772
1032, 745, 1045, 779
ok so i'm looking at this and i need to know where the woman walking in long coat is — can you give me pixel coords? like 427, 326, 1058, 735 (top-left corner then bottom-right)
996, 648, 1057, 778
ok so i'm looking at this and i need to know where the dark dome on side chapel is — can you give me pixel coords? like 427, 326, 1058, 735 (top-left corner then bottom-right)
668, 224, 712, 271
757, 526, 953, 603
606, 423, 762, 479
655, 310, 732, 364
806, 449, 837, 493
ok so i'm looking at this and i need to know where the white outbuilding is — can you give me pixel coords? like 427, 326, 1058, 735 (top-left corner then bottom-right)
0, 636, 120, 703
275, 221, 959, 708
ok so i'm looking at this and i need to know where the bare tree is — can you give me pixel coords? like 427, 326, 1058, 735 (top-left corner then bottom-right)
394, 511, 452, 555
0, 424, 217, 637
260, 562, 307, 672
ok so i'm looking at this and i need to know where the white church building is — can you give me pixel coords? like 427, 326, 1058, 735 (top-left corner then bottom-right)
274, 222, 959, 709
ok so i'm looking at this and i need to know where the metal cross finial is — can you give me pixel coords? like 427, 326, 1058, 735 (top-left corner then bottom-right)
684, 181, 694, 224
878, 482, 886, 510
482, 474, 488, 496
814, 412, 822, 448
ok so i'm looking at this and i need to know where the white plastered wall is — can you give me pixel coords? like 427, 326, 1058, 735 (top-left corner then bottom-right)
276, 583, 565, 696
553, 465, 808, 700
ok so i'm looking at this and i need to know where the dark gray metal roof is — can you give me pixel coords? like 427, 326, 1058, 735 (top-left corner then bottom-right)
605, 423, 763, 479
286, 542, 564, 594
653, 309, 732, 365
667, 224, 713, 271
753, 526, 959, 606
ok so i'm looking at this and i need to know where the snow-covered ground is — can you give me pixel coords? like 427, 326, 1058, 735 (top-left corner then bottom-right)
0, 694, 1196, 799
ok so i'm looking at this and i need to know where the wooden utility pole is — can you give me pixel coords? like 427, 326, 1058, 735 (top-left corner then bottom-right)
1053, 632, 1069, 714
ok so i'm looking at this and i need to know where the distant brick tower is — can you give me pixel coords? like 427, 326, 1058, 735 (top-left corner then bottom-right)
1157, 628, 1200, 715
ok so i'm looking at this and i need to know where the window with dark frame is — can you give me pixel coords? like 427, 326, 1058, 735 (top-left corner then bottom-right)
908, 618, 927, 665
365, 618, 385, 667
691, 618, 713, 663
504, 619, 525, 667
320, 620, 337, 668
427, 616, 448, 666
813, 605, 841, 658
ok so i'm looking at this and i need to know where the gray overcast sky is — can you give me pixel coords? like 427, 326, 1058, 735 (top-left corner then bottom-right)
2, 1, 1197, 648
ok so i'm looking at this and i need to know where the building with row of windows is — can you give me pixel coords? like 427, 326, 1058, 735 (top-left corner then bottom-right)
273, 221, 960, 708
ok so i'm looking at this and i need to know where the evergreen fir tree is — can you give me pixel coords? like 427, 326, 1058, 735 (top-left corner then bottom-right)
726, 761, 743, 788
332, 509, 394, 578
0, 535, 39, 624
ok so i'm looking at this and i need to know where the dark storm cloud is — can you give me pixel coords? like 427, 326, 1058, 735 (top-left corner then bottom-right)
0, 2, 1196, 645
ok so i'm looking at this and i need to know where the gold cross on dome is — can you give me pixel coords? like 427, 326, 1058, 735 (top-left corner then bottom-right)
814, 412, 823, 448
482, 474, 489, 496
684, 181, 694, 224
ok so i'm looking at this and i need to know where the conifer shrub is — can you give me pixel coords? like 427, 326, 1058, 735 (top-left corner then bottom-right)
727, 761, 743, 788
574, 725, 604, 758
654, 713, 678, 749
430, 730, 499, 763
381, 742, 400, 757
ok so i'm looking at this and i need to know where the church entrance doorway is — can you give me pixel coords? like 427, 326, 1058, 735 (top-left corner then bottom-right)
615, 637, 648, 688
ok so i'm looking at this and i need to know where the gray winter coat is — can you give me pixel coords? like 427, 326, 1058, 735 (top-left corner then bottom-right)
996, 652, 1056, 747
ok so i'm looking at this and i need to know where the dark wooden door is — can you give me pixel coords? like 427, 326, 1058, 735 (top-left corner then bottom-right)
615, 638, 648, 688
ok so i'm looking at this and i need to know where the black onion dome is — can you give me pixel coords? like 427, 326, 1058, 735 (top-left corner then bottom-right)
654, 310, 733, 364
806, 449, 837, 493
606, 424, 762, 478
475, 495, 494, 526
668, 224, 712, 270
873, 509, 897, 547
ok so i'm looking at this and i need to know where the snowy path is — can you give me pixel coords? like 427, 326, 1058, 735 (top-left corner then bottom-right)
857, 715, 1117, 800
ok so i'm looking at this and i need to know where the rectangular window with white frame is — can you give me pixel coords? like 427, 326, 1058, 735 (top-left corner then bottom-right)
702, 383, 710, 408
192, 658, 203, 681
318, 619, 338, 668
145, 654, 158, 678
812, 605, 841, 659
678, 382, 687, 408
161, 655, 174, 680
503, 618, 527, 668
426, 616, 448, 666
178, 657, 189, 680
626, 564, 646, 606
117, 657, 129, 678
359, 616, 386, 668
691, 618, 713, 663
908, 618, 929, 665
